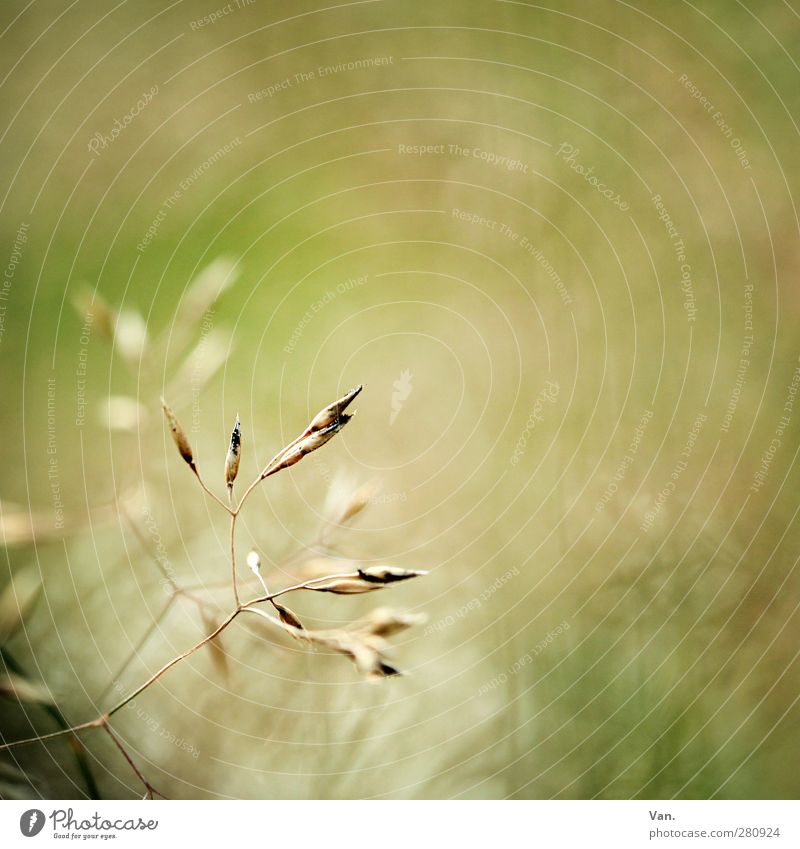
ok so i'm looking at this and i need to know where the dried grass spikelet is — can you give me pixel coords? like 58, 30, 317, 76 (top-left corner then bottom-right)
98, 396, 146, 432
225, 415, 241, 493
309, 578, 384, 595
319, 632, 402, 680
337, 479, 379, 525
247, 550, 306, 636
160, 398, 196, 473
324, 475, 380, 529
260, 385, 363, 480
114, 309, 148, 366
178, 256, 239, 327
261, 419, 351, 479
272, 601, 305, 634
357, 565, 428, 584
356, 607, 427, 638
169, 329, 230, 403
71, 285, 116, 343
304, 384, 362, 437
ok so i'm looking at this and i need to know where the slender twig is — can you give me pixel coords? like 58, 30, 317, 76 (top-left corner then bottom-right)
97, 596, 175, 705
0, 569, 365, 752
243, 571, 361, 605
103, 608, 240, 720
0, 648, 102, 800
192, 469, 234, 515
0, 717, 105, 750
229, 512, 240, 607
233, 443, 288, 516
0, 385, 424, 792
102, 721, 166, 800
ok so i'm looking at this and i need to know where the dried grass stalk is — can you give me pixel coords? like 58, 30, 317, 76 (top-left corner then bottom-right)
160, 398, 196, 472
225, 415, 241, 493
260, 385, 362, 480
357, 566, 428, 584
309, 578, 385, 595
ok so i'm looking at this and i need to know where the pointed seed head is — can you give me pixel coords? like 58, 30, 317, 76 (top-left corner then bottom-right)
225, 415, 241, 489
272, 601, 304, 633
306, 384, 362, 435
311, 579, 385, 595
161, 398, 195, 471
357, 566, 428, 584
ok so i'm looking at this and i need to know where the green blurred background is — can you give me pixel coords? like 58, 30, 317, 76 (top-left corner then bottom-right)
1, 0, 799, 799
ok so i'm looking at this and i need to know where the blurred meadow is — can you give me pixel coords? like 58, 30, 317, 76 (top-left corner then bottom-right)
1, 0, 800, 799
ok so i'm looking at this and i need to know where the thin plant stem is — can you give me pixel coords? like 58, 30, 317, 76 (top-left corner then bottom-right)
243, 571, 360, 605
102, 722, 166, 800
0, 569, 361, 752
97, 596, 175, 705
230, 512, 240, 607
0, 648, 102, 800
103, 608, 240, 720
192, 469, 234, 515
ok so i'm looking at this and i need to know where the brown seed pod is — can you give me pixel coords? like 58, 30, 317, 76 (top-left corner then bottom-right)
262, 416, 353, 479
305, 385, 362, 436
160, 398, 195, 472
357, 566, 428, 584
333, 478, 380, 527
358, 607, 427, 638
310, 579, 385, 595
272, 601, 305, 633
225, 415, 241, 491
